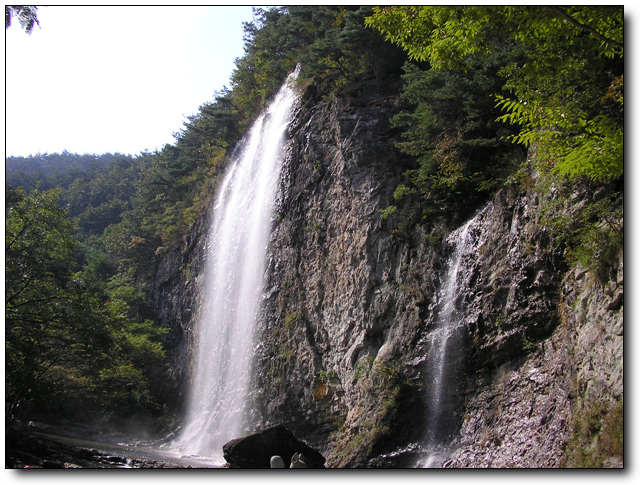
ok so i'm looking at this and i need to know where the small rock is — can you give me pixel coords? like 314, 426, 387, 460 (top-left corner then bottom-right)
290, 452, 307, 468
270, 455, 285, 468
603, 456, 623, 468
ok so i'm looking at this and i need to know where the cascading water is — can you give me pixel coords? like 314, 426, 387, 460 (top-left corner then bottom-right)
169, 68, 299, 465
418, 205, 491, 468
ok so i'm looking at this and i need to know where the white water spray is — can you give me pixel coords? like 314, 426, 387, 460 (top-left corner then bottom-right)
419, 205, 490, 468
171, 69, 299, 465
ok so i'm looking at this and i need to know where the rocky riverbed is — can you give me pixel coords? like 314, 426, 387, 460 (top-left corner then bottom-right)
5, 423, 220, 469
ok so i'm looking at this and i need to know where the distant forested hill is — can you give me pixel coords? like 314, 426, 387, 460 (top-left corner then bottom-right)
6, 151, 128, 191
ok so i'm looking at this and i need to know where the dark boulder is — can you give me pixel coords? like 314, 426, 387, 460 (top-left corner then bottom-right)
222, 425, 326, 468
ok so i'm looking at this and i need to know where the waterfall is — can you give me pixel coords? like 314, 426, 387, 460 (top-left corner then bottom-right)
419, 205, 490, 468
170, 68, 299, 465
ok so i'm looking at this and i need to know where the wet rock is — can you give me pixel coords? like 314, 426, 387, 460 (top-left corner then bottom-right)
5, 427, 195, 469
222, 425, 325, 468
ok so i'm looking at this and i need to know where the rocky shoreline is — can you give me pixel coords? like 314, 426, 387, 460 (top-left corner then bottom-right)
5, 424, 203, 469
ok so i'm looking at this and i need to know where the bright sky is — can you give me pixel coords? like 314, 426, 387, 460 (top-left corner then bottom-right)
5, 5, 256, 157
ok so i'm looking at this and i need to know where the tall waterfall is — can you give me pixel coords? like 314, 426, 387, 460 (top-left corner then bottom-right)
171, 69, 299, 465
419, 205, 490, 468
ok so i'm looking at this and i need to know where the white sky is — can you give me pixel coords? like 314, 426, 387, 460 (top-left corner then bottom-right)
4, 5, 257, 157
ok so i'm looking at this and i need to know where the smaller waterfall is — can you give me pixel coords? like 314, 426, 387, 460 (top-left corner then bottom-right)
169, 68, 299, 465
419, 205, 490, 468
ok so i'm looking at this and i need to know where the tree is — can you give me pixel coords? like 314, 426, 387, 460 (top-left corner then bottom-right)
231, 6, 407, 119
5, 186, 88, 426
5, 186, 167, 429
387, 50, 525, 226
5, 5, 39, 33
365, 6, 623, 182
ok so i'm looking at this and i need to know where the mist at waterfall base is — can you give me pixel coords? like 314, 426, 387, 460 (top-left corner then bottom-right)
417, 205, 491, 468
165, 70, 300, 466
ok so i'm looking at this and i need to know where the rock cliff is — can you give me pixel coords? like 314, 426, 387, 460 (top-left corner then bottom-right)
149, 206, 211, 411
152, 78, 623, 468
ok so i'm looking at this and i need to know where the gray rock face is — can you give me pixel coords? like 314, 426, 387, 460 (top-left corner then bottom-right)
251, 81, 436, 460
151, 78, 623, 468
148, 208, 211, 412
444, 251, 623, 468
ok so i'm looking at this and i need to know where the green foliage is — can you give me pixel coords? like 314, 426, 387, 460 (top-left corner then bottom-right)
6, 151, 124, 193
562, 398, 623, 467
95, 302, 167, 415
522, 337, 538, 353
5, 187, 89, 423
354, 356, 375, 382
230, 7, 298, 120
316, 369, 337, 383
382, 53, 525, 229
5, 186, 167, 429
294, 6, 405, 85
378, 205, 397, 220
134, 95, 235, 252
330, 357, 408, 466
538, 178, 623, 278
231, 6, 406, 121
283, 311, 301, 329
366, 6, 623, 183
365, 6, 495, 67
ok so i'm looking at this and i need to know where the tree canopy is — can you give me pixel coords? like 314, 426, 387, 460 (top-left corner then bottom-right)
365, 6, 623, 182
5, 185, 167, 430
